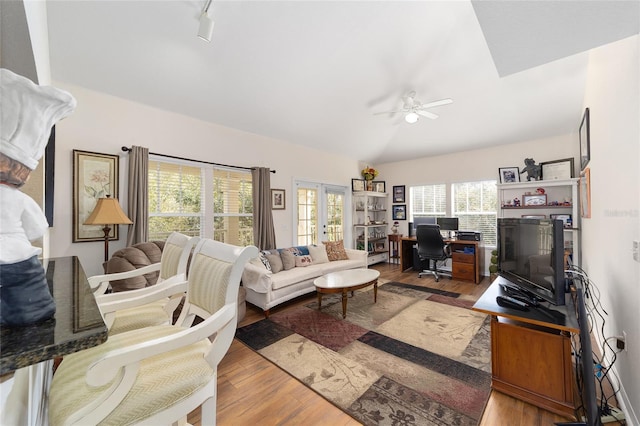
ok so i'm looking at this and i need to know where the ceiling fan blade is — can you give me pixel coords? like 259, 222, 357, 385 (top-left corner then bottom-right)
419, 98, 453, 109
373, 110, 404, 116
416, 110, 438, 119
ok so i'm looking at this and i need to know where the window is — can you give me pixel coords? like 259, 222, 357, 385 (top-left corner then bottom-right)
452, 180, 497, 246
148, 156, 253, 246
296, 187, 318, 245
409, 184, 446, 221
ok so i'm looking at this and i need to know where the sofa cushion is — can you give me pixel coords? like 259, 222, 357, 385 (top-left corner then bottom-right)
321, 258, 365, 274
308, 244, 329, 264
323, 240, 349, 261
265, 253, 283, 273
280, 250, 296, 270
294, 255, 313, 267
271, 266, 322, 290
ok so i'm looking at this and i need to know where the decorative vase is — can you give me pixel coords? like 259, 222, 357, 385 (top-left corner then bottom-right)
391, 224, 398, 234
366, 180, 373, 191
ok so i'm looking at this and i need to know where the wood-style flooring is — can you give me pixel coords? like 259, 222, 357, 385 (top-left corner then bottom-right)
189, 262, 572, 425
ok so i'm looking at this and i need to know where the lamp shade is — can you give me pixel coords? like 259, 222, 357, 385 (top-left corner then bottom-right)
405, 112, 419, 124
84, 196, 133, 226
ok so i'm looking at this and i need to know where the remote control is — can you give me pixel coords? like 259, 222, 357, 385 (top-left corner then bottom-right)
496, 295, 529, 311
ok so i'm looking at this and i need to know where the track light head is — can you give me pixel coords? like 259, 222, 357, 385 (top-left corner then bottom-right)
198, 13, 215, 42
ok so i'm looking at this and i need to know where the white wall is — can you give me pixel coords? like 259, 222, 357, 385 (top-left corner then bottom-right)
51, 83, 361, 276
580, 35, 639, 423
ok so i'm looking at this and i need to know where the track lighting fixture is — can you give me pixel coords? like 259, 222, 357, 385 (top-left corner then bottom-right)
198, 0, 214, 42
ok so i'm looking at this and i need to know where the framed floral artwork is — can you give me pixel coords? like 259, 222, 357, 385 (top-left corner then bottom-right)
73, 150, 120, 242
271, 188, 286, 210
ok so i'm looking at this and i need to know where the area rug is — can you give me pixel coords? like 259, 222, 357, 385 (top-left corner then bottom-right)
236, 281, 492, 426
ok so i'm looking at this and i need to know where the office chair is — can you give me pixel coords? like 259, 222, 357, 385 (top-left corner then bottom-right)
416, 224, 452, 282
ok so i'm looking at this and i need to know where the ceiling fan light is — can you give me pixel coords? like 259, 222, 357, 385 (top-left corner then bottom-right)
198, 13, 215, 42
405, 112, 419, 124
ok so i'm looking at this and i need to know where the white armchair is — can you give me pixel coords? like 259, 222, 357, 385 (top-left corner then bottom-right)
48, 238, 259, 426
89, 232, 199, 334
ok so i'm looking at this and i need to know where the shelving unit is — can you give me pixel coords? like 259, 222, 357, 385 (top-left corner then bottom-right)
353, 191, 389, 265
497, 178, 580, 264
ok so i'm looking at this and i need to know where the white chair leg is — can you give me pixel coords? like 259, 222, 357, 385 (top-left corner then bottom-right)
200, 393, 217, 426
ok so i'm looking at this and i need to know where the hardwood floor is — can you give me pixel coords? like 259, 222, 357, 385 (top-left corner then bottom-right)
189, 262, 571, 425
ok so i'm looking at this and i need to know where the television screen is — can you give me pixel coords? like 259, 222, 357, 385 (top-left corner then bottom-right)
497, 218, 566, 305
437, 217, 459, 231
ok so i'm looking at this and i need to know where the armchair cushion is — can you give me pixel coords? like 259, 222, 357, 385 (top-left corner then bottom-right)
104, 241, 165, 292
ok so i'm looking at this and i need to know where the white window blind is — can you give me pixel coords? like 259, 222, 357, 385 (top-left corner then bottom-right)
148, 157, 253, 246
452, 180, 497, 246
410, 184, 446, 221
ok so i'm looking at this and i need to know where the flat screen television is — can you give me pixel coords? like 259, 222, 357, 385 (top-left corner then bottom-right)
497, 218, 566, 306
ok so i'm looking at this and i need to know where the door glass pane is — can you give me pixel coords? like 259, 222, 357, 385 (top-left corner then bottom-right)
325, 192, 344, 242
296, 188, 317, 245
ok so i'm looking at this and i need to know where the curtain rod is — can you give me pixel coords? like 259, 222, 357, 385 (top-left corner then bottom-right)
121, 146, 275, 173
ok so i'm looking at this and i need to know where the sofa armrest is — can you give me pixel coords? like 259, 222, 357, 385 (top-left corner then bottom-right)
242, 262, 273, 293
345, 248, 368, 268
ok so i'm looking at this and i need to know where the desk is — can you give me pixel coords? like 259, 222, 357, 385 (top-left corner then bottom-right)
472, 277, 579, 419
399, 237, 483, 283
1, 257, 107, 424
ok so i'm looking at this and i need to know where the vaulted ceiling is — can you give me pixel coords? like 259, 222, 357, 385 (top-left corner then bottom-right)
39, 1, 640, 164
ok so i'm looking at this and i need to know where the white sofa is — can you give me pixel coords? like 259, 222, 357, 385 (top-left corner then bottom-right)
241, 245, 368, 316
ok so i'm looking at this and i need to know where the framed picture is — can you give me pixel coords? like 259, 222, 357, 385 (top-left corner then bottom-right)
373, 180, 386, 193
73, 150, 119, 242
541, 158, 574, 180
392, 185, 405, 203
579, 108, 590, 171
392, 204, 406, 220
522, 194, 547, 206
498, 167, 520, 184
522, 214, 546, 219
271, 189, 286, 210
351, 178, 365, 192
550, 213, 573, 228
580, 168, 591, 218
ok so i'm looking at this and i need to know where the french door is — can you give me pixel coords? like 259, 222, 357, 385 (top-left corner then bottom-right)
294, 181, 348, 246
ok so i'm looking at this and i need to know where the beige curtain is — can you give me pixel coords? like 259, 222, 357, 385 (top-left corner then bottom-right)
126, 146, 149, 245
251, 167, 276, 250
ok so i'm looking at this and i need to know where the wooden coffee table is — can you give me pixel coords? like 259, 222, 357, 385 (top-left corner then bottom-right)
314, 269, 380, 318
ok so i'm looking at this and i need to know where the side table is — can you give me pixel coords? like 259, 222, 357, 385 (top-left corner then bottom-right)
388, 234, 402, 264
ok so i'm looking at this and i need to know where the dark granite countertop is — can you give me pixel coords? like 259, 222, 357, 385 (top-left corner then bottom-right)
0, 256, 107, 375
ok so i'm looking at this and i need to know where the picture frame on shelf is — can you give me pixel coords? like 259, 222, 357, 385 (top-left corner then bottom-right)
522, 214, 546, 219
392, 185, 405, 203
579, 108, 590, 171
580, 168, 591, 218
72, 149, 120, 242
550, 213, 573, 228
522, 194, 547, 206
271, 189, 286, 210
373, 180, 386, 193
541, 158, 574, 180
392, 205, 406, 220
498, 167, 520, 184
351, 178, 365, 192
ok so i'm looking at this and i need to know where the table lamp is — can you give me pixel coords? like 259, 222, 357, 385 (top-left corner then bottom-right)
84, 195, 133, 261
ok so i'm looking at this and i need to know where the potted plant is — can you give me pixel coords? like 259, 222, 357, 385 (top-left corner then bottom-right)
489, 249, 498, 282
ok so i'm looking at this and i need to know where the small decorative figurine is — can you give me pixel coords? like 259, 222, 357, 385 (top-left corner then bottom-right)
391, 221, 399, 234
520, 158, 542, 181
513, 198, 521, 207
536, 187, 545, 194
0, 69, 76, 326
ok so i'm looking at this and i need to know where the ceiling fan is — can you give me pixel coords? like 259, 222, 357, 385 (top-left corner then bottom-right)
374, 91, 453, 123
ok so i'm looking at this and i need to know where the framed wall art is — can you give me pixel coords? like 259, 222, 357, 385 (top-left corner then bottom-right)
392, 205, 406, 220
73, 149, 120, 242
271, 189, 286, 210
351, 178, 365, 192
579, 108, 590, 171
392, 185, 405, 203
498, 167, 520, 184
373, 181, 386, 193
541, 158, 574, 180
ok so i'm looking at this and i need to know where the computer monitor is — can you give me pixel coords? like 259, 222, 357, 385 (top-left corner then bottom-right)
409, 216, 436, 236
436, 217, 459, 231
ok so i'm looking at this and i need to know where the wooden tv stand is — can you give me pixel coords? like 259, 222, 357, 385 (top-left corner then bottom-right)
472, 278, 579, 419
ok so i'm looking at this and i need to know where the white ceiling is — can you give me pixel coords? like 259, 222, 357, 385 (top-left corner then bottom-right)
45, 1, 639, 164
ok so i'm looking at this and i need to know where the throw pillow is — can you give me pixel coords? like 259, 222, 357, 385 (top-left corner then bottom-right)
258, 252, 271, 271
323, 240, 349, 261
280, 250, 296, 270
294, 255, 313, 267
308, 244, 329, 264
265, 253, 283, 274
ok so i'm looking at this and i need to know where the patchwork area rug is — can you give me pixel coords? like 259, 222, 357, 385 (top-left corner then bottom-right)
236, 281, 492, 426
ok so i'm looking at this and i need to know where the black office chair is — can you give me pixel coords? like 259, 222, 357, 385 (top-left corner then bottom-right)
416, 224, 452, 282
